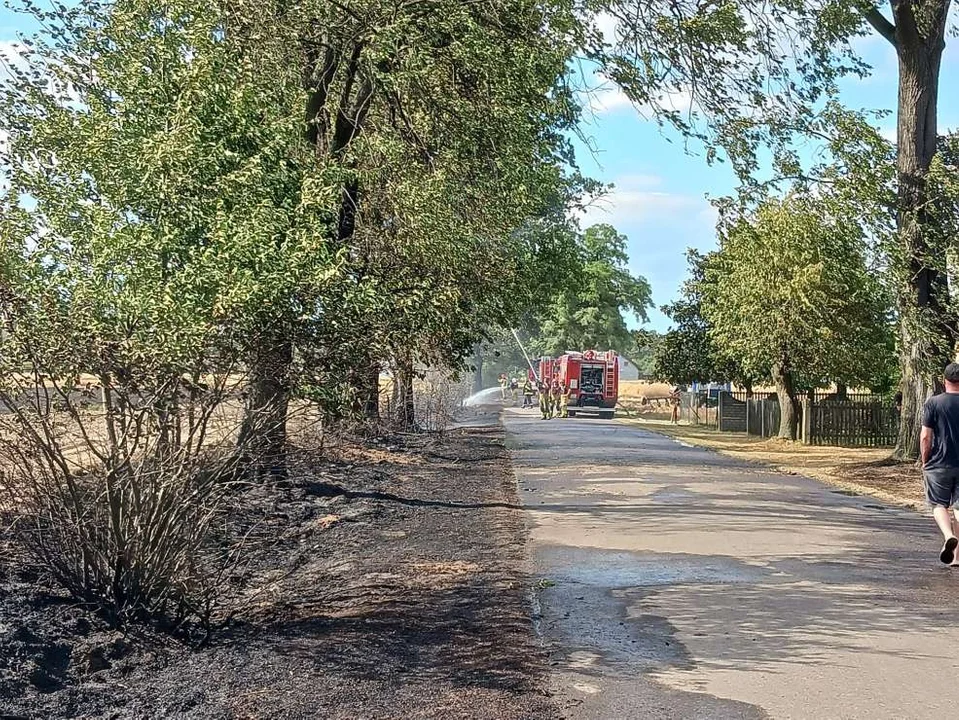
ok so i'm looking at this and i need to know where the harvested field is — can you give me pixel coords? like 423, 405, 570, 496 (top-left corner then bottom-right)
618, 380, 674, 401
616, 381, 682, 422
0, 425, 555, 719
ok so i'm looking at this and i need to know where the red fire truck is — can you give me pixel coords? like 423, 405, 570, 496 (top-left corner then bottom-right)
538, 350, 619, 419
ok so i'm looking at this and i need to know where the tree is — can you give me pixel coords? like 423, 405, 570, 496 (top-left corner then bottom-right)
537, 223, 652, 354
596, 1, 956, 457
703, 195, 894, 440
653, 250, 746, 387
0, 0, 335, 620
875, 2, 955, 458
265, 0, 586, 435
0, 0, 594, 618
626, 329, 660, 377
2, 0, 591, 449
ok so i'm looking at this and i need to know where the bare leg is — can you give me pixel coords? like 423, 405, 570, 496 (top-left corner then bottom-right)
934, 506, 959, 564
933, 506, 955, 541
952, 509, 959, 565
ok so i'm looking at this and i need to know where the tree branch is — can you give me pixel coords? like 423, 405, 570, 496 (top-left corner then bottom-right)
858, 4, 898, 48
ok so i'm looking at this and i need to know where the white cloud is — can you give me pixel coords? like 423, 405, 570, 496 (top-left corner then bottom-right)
0, 40, 27, 79
579, 69, 632, 115
579, 70, 696, 118
593, 11, 619, 45
653, 89, 694, 115
576, 175, 712, 230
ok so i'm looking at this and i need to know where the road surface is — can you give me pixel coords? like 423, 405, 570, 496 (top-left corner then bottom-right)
504, 409, 959, 720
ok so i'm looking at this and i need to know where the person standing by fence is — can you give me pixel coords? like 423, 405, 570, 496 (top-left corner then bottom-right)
920, 363, 959, 565
670, 387, 681, 425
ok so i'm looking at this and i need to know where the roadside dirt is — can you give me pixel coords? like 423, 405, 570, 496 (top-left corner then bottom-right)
629, 420, 925, 509
0, 426, 555, 719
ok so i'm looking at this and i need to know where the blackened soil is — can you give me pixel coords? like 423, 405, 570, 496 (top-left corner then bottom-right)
0, 427, 556, 719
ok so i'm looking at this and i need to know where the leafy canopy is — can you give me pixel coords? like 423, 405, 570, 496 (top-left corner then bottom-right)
653, 250, 750, 386
702, 194, 894, 389
537, 223, 651, 355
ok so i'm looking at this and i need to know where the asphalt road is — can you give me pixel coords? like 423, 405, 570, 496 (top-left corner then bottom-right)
504, 409, 959, 720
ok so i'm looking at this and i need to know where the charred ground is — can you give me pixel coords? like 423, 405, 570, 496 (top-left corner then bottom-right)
0, 426, 555, 720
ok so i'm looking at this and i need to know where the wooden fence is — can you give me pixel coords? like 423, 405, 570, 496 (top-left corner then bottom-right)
802, 396, 898, 447
718, 391, 898, 447
678, 391, 719, 428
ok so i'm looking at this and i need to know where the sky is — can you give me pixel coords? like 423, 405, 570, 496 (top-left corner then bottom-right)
572, 24, 959, 332
2, 7, 959, 333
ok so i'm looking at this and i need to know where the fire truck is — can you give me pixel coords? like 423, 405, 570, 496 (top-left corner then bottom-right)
538, 350, 619, 419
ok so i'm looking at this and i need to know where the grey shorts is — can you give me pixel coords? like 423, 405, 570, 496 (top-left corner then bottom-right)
922, 468, 959, 507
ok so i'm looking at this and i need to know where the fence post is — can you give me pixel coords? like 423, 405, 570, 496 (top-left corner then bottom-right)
760, 399, 765, 438
801, 397, 812, 444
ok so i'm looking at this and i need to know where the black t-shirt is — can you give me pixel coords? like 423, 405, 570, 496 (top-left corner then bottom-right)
922, 392, 959, 469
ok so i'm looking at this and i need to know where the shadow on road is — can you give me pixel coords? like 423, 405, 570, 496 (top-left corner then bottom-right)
506, 411, 959, 718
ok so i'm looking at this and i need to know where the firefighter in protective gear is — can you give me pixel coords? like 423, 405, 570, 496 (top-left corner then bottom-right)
549, 379, 562, 419
559, 382, 571, 418
522, 379, 535, 408
538, 380, 551, 419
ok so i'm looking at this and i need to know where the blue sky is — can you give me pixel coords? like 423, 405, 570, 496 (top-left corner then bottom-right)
573, 25, 959, 332
3, 7, 958, 333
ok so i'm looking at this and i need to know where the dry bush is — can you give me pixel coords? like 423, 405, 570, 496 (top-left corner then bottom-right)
414, 370, 471, 434
0, 369, 284, 631
380, 366, 470, 434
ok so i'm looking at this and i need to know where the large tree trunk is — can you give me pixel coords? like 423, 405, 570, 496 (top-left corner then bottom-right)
237, 41, 372, 471
891, 1, 954, 460
238, 338, 293, 476
349, 360, 380, 419
771, 359, 798, 440
396, 356, 415, 429
365, 362, 380, 420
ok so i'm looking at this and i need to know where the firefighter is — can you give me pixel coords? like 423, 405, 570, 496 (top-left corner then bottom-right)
559, 381, 571, 418
509, 376, 519, 404
549, 379, 562, 419
522, 378, 535, 408
538, 380, 551, 419
498, 373, 508, 401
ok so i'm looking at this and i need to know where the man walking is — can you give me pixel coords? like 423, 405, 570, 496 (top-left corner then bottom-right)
920, 362, 959, 565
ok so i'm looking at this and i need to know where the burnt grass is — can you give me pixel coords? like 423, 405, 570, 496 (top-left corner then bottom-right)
0, 426, 556, 719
